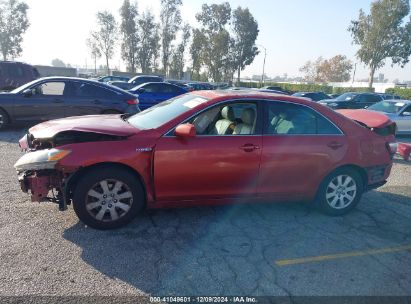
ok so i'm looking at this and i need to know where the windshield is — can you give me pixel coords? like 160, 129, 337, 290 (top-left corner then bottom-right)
335, 93, 358, 101
368, 100, 406, 114
10, 79, 41, 94
127, 94, 209, 130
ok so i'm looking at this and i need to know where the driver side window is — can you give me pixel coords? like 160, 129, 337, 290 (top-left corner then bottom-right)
34, 82, 65, 96
188, 103, 258, 136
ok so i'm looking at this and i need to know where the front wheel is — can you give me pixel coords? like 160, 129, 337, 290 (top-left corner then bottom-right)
73, 167, 145, 229
315, 168, 364, 216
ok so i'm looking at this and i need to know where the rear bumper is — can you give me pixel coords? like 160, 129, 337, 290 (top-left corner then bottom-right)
364, 164, 392, 191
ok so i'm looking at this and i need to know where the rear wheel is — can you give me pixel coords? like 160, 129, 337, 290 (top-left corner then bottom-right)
315, 168, 364, 215
0, 109, 9, 130
73, 167, 145, 229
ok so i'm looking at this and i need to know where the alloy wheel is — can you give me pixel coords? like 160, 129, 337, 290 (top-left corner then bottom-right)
85, 179, 134, 222
325, 175, 357, 210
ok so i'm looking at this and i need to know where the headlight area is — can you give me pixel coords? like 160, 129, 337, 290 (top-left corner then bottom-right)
14, 149, 71, 172
14, 149, 71, 211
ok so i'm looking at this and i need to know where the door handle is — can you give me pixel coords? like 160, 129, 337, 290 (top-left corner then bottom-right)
240, 144, 260, 152
53, 98, 63, 103
93, 99, 101, 104
327, 142, 344, 150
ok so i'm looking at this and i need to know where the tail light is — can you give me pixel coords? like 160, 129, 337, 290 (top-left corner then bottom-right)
386, 142, 398, 156
127, 99, 139, 105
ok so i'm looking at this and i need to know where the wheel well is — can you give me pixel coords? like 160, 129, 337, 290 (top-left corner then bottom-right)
65, 162, 147, 204
0, 107, 11, 123
332, 164, 368, 187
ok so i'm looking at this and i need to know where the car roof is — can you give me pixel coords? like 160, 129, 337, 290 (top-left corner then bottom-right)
192, 90, 313, 105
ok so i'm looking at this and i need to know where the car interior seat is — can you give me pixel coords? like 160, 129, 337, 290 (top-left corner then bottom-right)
233, 108, 256, 135
213, 106, 235, 135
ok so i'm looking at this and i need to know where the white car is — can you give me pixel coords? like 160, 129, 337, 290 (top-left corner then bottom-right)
368, 99, 411, 135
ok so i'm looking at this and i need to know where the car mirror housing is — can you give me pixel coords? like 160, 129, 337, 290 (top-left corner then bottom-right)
402, 111, 411, 116
175, 123, 196, 138
137, 88, 146, 93
22, 89, 33, 97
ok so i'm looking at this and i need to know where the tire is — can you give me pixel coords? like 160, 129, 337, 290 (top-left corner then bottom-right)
315, 168, 364, 216
73, 167, 145, 230
0, 109, 9, 130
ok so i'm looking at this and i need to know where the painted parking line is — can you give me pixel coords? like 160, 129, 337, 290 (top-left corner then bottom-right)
275, 244, 411, 266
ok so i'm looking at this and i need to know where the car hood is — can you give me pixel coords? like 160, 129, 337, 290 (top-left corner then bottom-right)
29, 114, 139, 139
336, 109, 393, 128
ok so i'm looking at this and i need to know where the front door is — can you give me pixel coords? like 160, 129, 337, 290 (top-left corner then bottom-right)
154, 101, 263, 201
13, 80, 68, 123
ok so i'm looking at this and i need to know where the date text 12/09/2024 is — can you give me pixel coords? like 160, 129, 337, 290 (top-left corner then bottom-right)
150, 296, 257, 303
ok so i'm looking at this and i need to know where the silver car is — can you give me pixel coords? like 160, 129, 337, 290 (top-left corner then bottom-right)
368, 99, 411, 134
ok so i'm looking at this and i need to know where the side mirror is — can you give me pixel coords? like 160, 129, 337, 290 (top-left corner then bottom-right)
137, 88, 146, 93
364, 106, 368, 109
402, 111, 411, 116
22, 89, 33, 97
175, 123, 196, 138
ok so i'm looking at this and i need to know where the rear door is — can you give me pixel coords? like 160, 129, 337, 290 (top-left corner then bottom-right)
154, 100, 263, 201
258, 101, 347, 199
66, 82, 122, 115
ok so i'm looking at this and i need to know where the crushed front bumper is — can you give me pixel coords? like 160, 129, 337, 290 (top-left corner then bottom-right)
18, 171, 68, 210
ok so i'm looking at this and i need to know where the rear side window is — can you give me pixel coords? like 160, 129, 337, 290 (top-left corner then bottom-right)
33, 68, 40, 78
8, 65, 25, 78
77, 83, 118, 99
266, 102, 342, 135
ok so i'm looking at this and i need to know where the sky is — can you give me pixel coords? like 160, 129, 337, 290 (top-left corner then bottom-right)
18, 0, 411, 82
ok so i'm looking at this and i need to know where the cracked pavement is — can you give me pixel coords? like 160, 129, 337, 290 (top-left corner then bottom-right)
0, 129, 410, 296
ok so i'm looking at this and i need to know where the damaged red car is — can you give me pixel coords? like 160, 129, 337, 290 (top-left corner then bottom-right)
14, 91, 397, 229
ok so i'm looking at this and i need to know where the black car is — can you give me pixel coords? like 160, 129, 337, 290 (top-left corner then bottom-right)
0, 61, 40, 91
0, 77, 139, 129
97, 75, 130, 83
319, 92, 384, 110
261, 86, 292, 95
292, 92, 331, 101
110, 75, 164, 91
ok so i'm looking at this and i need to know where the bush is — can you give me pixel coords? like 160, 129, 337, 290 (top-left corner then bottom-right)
332, 87, 375, 94
385, 87, 411, 100
239, 82, 333, 93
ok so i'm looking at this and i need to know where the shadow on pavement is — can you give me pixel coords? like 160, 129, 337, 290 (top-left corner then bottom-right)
63, 191, 411, 295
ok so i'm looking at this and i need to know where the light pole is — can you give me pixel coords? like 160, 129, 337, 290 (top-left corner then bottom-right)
257, 44, 267, 86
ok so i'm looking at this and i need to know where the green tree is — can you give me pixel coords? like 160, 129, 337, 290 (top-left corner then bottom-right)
0, 0, 29, 60
319, 55, 353, 82
86, 36, 101, 74
348, 0, 411, 88
299, 57, 325, 83
137, 10, 160, 73
119, 0, 139, 73
169, 23, 191, 79
195, 2, 232, 82
91, 11, 117, 74
231, 7, 259, 85
51, 58, 66, 67
160, 0, 182, 76
190, 28, 206, 80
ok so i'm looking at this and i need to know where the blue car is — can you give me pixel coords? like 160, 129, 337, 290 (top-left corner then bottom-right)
130, 82, 188, 110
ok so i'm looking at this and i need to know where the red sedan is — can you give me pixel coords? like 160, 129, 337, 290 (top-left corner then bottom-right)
15, 91, 397, 229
